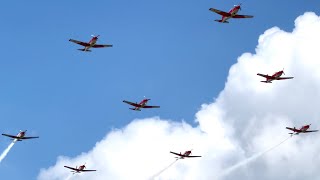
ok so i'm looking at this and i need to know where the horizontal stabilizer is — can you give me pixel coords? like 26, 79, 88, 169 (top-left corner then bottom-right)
78, 49, 91, 52
214, 20, 229, 23
129, 108, 141, 111
260, 81, 272, 83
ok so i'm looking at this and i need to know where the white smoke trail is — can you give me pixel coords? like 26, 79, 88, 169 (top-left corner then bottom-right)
149, 159, 179, 180
218, 136, 292, 179
65, 173, 73, 180
0, 139, 17, 163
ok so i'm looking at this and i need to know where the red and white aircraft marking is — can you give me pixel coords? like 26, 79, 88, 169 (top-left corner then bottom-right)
209, 4, 253, 23
64, 164, 96, 174
286, 124, 318, 135
257, 69, 294, 83
170, 150, 201, 159
2, 130, 39, 141
123, 98, 160, 111
69, 35, 113, 52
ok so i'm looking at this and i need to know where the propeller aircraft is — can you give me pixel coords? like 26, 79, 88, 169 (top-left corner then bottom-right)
170, 150, 201, 159
123, 98, 160, 111
64, 164, 96, 174
257, 69, 294, 83
286, 124, 318, 136
2, 130, 39, 141
69, 35, 113, 52
209, 4, 253, 23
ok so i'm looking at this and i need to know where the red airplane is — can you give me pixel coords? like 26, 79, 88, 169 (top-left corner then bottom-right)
2, 130, 39, 141
170, 150, 201, 159
64, 164, 96, 174
257, 69, 294, 83
286, 124, 318, 135
209, 4, 253, 23
123, 98, 160, 111
69, 35, 113, 52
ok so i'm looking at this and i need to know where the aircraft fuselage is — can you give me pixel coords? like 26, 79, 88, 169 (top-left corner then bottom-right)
221, 6, 240, 22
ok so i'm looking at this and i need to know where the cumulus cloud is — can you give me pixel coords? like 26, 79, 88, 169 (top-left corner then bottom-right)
38, 12, 320, 180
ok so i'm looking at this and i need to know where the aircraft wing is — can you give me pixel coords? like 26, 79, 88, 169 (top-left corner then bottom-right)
64, 166, 78, 171
143, 105, 160, 109
82, 169, 97, 172
276, 77, 294, 80
69, 39, 90, 47
21, 136, 39, 139
286, 127, 295, 131
233, 14, 254, 18
185, 155, 202, 158
209, 8, 231, 17
123, 100, 141, 107
2, 134, 18, 139
304, 130, 319, 133
170, 151, 182, 156
92, 44, 113, 48
257, 73, 272, 79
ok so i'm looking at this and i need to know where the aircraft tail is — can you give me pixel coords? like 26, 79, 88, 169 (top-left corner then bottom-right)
77, 49, 91, 52
214, 20, 229, 23
129, 108, 141, 111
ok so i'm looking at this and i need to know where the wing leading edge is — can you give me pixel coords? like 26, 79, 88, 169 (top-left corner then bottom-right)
209, 8, 231, 16
232, 14, 254, 18
69, 39, 90, 47
123, 100, 141, 107
92, 44, 113, 48
143, 105, 160, 109
276, 77, 294, 80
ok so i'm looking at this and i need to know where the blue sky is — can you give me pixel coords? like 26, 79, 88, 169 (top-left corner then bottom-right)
0, 0, 320, 179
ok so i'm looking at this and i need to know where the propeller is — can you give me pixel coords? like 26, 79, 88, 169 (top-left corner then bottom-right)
144, 96, 150, 101
235, 3, 242, 10
91, 35, 100, 38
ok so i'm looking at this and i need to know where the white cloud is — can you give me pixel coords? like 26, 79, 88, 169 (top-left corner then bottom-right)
38, 12, 320, 180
